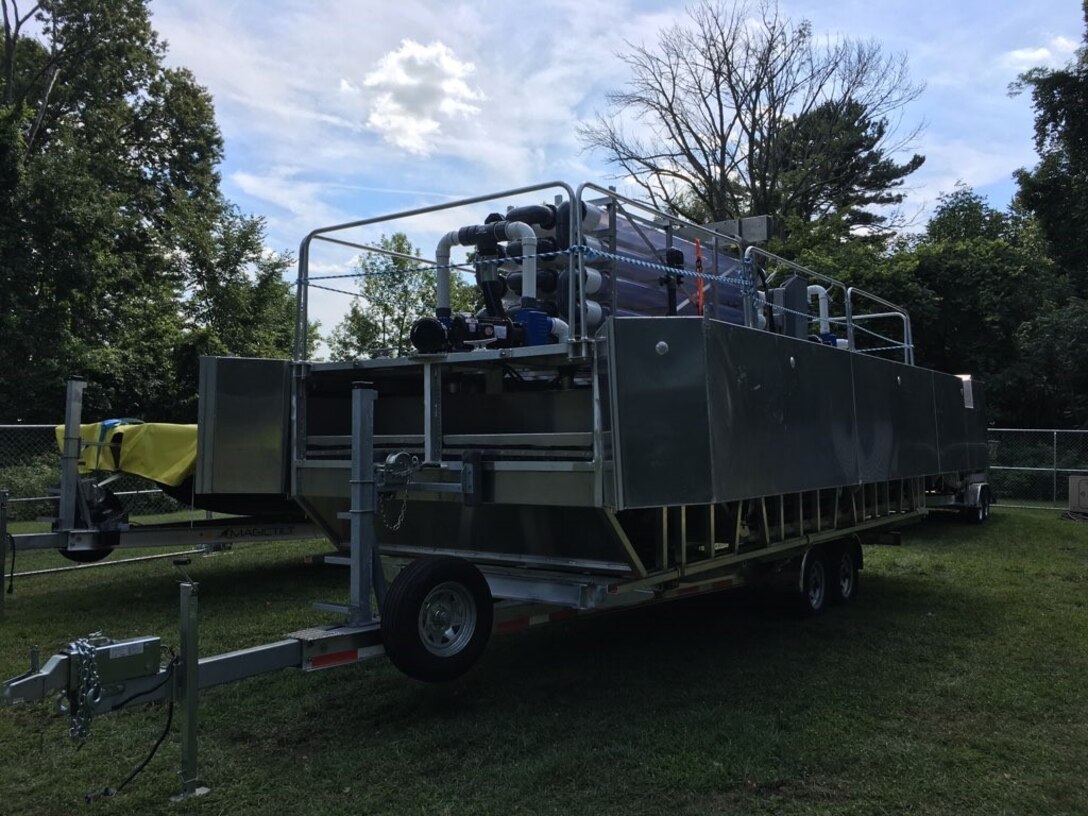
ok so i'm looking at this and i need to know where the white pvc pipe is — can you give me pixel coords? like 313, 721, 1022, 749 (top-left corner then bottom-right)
584, 268, 604, 296
808, 285, 830, 334
434, 222, 539, 313
549, 317, 570, 343
503, 221, 538, 304
435, 230, 459, 313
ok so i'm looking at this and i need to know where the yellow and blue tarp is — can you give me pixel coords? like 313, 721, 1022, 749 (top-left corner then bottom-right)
55, 420, 197, 487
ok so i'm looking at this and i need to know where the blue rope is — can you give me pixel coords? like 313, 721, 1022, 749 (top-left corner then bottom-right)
299, 246, 756, 288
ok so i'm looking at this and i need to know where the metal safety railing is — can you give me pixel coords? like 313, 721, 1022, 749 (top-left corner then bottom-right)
293, 180, 915, 366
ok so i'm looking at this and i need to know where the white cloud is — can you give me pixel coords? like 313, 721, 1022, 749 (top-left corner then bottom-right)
149, 0, 1085, 301
363, 40, 483, 154
1004, 35, 1079, 70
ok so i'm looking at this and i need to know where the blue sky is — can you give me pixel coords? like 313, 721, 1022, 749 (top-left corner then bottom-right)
150, 0, 1084, 336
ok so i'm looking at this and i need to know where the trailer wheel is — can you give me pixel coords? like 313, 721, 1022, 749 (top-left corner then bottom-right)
964, 487, 991, 525
795, 548, 828, 616
59, 547, 114, 564
381, 556, 493, 682
828, 544, 859, 605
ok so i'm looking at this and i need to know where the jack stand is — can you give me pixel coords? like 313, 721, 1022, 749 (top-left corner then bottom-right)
58, 378, 86, 535
171, 579, 210, 801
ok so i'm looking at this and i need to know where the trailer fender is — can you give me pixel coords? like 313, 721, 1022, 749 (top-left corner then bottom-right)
965, 482, 988, 508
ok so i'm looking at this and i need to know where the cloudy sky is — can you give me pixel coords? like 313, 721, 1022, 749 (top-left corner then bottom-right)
150, 0, 1083, 336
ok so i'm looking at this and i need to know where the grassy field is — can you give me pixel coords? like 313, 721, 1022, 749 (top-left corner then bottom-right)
1, 507, 1087, 815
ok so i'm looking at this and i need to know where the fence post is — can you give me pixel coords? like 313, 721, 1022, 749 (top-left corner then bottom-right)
1054, 430, 1059, 507
1, 490, 7, 615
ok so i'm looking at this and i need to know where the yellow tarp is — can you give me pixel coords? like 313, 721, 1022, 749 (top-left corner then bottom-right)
55, 422, 197, 487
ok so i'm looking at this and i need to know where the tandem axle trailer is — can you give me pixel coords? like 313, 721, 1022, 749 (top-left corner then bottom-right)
2, 182, 989, 799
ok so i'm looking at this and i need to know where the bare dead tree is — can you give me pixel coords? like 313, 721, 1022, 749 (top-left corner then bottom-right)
2, 2, 43, 106
580, 0, 924, 236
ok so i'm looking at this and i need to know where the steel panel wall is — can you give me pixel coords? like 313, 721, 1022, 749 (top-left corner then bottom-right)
605, 317, 986, 510
196, 357, 292, 496
934, 375, 971, 474
705, 321, 857, 499
608, 318, 713, 507
851, 355, 940, 482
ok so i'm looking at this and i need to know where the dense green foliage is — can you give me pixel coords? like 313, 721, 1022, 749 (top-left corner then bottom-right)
0, 0, 300, 422
787, 187, 1078, 427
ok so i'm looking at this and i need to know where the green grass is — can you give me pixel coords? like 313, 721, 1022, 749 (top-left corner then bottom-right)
2, 508, 1087, 815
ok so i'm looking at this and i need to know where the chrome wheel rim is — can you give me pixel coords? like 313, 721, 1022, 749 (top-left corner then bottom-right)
418, 582, 476, 657
837, 553, 855, 598
808, 559, 826, 609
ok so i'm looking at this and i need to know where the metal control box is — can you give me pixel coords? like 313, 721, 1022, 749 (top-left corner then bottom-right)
1070, 475, 1088, 512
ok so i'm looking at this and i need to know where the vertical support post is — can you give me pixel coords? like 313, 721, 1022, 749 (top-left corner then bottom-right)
349, 384, 378, 626
706, 504, 716, 558
1053, 431, 1059, 507
59, 378, 86, 532
658, 508, 668, 571
844, 290, 856, 351
678, 506, 688, 573
0, 490, 8, 615
173, 580, 209, 800
423, 363, 442, 465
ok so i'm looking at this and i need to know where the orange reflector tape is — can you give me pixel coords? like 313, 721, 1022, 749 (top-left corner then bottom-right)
308, 648, 363, 670
496, 607, 585, 634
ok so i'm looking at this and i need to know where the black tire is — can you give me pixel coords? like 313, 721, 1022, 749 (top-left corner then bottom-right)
59, 547, 113, 564
380, 556, 493, 682
794, 548, 828, 617
827, 544, 859, 605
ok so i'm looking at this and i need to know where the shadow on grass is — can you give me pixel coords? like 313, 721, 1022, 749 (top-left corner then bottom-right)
218, 567, 1004, 784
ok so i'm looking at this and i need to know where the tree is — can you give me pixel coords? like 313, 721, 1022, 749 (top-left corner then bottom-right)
1015, 298, 1088, 427
0, 1, 300, 421
327, 233, 477, 360
579, 0, 924, 241
898, 188, 1068, 426
1012, 3, 1088, 288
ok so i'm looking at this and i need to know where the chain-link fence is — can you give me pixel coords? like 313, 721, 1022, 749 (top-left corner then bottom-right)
988, 429, 1088, 510
0, 424, 188, 524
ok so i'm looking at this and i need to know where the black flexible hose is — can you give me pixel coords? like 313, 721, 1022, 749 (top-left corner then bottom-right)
85, 658, 179, 803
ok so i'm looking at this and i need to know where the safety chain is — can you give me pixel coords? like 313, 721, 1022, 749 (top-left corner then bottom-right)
69, 636, 103, 742
378, 487, 410, 532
